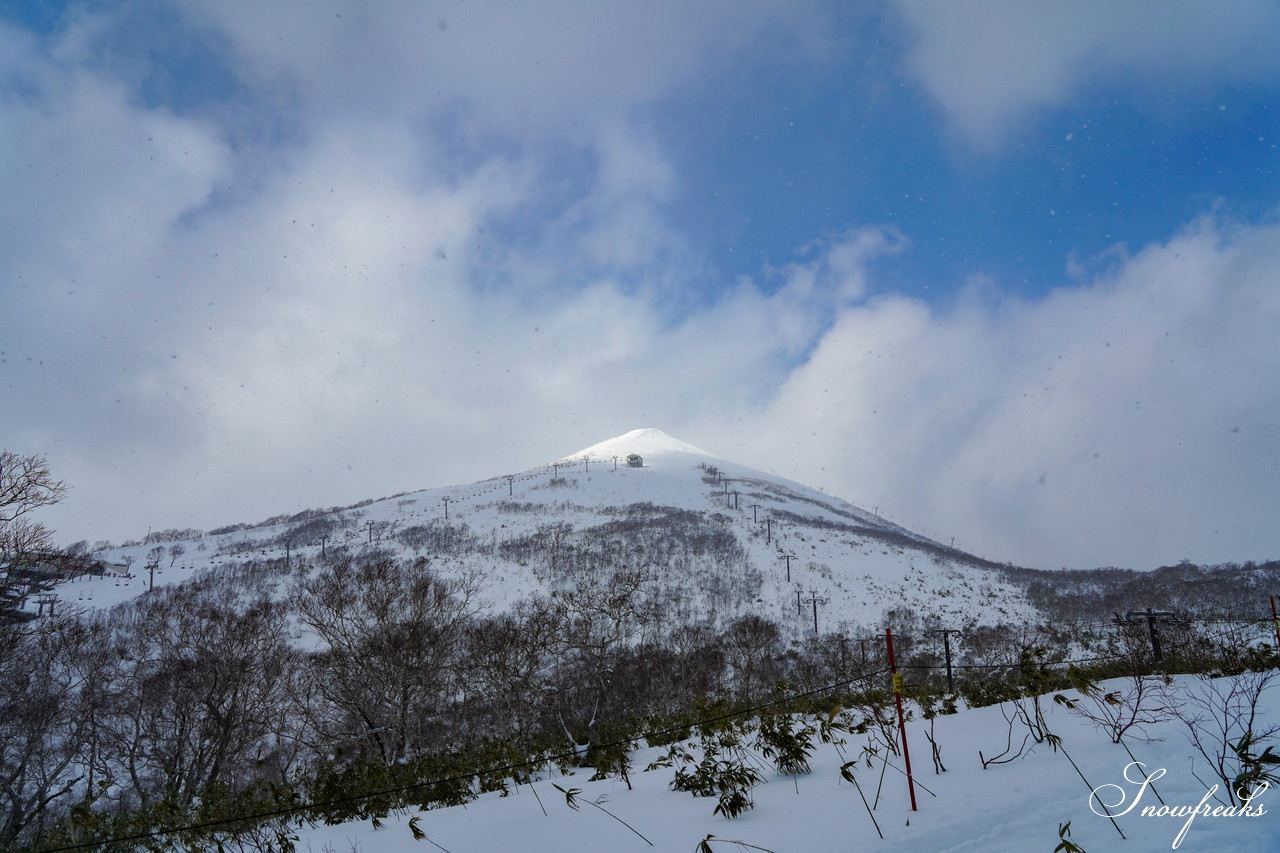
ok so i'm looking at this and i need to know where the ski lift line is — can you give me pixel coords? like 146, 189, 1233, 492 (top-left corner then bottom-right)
893, 653, 1118, 672
33, 666, 893, 853
1155, 620, 1272, 652
1204, 619, 1276, 638
891, 623, 1274, 675
882, 613, 1277, 637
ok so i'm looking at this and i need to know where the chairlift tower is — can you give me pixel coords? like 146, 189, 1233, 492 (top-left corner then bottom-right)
779, 553, 796, 583
1114, 608, 1188, 664
803, 589, 830, 634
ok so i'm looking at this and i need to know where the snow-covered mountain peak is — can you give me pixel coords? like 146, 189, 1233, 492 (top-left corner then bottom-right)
559, 428, 712, 462
69, 425, 1039, 632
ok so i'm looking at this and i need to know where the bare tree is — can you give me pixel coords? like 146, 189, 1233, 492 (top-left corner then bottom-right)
464, 596, 559, 742
0, 613, 107, 846
0, 453, 70, 619
1, 452, 69, 600
1164, 670, 1280, 807
545, 568, 660, 757
0, 451, 68, 554
722, 615, 782, 702
97, 585, 302, 810
648, 624, 724, 715
1059, 664, 1170, 745
295, 556, 485, 764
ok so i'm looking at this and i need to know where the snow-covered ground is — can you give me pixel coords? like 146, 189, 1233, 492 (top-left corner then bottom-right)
296, 673, 1280, 853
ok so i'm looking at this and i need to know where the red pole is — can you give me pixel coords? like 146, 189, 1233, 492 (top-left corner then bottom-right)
885, 627, 918, 811
1271, 596, 1280, 649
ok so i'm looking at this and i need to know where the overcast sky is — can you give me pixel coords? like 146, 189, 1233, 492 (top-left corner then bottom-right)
3, 0, 1279, 571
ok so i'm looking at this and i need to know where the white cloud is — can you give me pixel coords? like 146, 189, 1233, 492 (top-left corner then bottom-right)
183, 0, 826, 137
708, 214, 1280, 569
0, 14, 849, 544
5, 4, 1279, 577
891, 0, 1280, 147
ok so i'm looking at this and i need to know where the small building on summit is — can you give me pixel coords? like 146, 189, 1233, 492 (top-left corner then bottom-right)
626, 454, 643, 468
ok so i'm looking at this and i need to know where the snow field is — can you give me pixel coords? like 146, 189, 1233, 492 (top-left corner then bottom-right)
297, 674, 1280, 853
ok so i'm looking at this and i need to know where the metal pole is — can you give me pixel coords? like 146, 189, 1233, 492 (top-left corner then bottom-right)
1145, 608, 1163, 663
928, 628, 957, 693
885, 627, 918, 811
942, 630, 954, 693
1272, 595, 1280, 649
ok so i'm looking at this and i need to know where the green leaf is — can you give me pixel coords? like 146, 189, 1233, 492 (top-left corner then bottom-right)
552, 783, 582, 810
1054, 820, 1087, 853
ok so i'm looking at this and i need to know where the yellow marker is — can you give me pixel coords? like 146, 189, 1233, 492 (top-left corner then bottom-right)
892, 673, 904, 692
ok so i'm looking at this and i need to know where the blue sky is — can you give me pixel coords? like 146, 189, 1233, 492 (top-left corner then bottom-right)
3, 0, 1280, 570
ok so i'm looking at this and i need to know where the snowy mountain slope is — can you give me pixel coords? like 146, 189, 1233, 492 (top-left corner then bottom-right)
58, 428, 1039, 631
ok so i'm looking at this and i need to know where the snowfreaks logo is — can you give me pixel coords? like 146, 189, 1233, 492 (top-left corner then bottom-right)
1089, 762, 1268, 849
